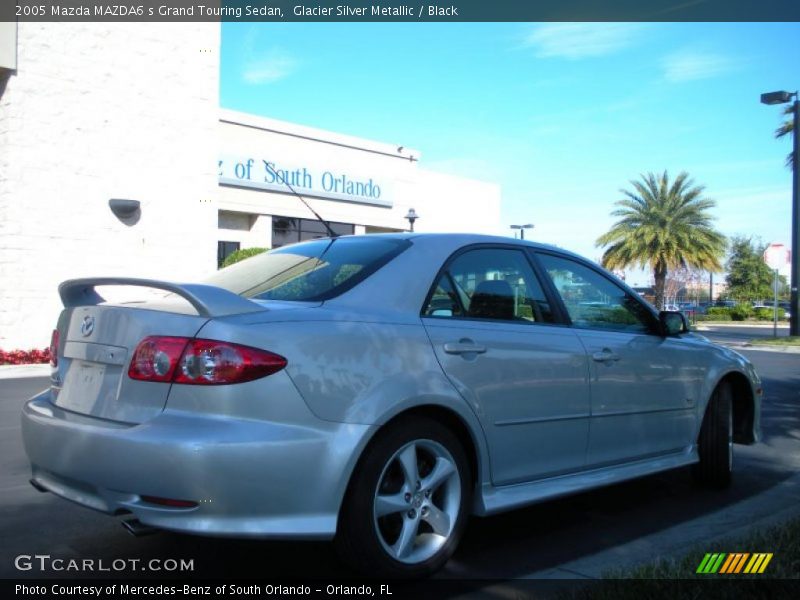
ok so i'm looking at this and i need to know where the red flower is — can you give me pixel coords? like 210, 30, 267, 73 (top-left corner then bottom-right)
0, 348, 51, 365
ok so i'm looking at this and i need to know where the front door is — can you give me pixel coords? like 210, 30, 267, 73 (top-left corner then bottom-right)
535, 252, 701, 467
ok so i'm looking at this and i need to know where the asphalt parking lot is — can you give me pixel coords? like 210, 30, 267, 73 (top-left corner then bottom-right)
1, 331, 798, 582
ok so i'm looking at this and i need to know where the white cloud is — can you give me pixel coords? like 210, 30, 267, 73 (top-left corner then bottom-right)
237, 26, 299, 84
242, 50, 297, 84
523, 23, 645, 59
661, 50, 736, 83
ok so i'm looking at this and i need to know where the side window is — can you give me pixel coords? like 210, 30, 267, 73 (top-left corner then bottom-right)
425, 275, 464, 318
537, 253, 656, 334
423, 248, 556, 323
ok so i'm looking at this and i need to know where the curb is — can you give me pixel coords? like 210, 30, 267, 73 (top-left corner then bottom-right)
711, 342, 800, 354
695, 322, 790, 329
738, 344, 800, 354
0, 364, 51, 380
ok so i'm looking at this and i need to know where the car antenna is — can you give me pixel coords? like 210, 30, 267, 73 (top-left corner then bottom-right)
265, 163, 338, 238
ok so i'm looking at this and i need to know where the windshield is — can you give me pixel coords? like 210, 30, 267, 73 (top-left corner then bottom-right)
203, 237, 410, 302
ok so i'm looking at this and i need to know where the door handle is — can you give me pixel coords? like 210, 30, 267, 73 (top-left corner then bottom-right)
592, 349, 620, 362
444, 341, 487, 355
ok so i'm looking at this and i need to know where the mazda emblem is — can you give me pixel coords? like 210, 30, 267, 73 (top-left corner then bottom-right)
80, 316, 95, 337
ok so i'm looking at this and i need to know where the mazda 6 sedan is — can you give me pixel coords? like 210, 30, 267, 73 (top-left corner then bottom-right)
22, 233, 761, 577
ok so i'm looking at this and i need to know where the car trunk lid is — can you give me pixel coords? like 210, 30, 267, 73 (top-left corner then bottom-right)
51, 277, 270, 424
52, 305, 209, 423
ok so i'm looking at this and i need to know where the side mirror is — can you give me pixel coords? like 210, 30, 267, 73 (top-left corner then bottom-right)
659, 311, 689, 336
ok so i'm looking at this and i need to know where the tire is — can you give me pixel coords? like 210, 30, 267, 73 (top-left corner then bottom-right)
335, 415, 472, 578
692, 381, 733, 489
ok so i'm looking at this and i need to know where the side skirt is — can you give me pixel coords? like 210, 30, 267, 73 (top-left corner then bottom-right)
475, 447, 698, 516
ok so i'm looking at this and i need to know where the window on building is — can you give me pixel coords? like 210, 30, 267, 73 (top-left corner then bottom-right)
217, 241, 240, 268
271, 216, 355, 248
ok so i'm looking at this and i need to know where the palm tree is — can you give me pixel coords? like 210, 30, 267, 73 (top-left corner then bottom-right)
596, 171, 726, 310
775, 104, 795, 168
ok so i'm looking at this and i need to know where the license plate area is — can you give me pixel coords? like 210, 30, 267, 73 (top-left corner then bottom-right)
56, 360, 112, 415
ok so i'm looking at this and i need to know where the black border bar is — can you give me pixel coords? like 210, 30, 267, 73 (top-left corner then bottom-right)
5, 1, 800, 23
4, 578, 800, 599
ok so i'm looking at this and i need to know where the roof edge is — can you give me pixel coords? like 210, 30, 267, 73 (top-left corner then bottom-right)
219, 108, 422, 162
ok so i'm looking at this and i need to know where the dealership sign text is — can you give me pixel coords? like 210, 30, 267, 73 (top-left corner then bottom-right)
219, 157, 391, 208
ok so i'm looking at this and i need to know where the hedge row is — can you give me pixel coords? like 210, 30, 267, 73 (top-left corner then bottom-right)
696, 306, 787, 322
0, 348, 51, 365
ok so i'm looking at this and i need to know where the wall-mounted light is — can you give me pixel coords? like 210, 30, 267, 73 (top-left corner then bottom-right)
404, 208, 419, 232
109, 198, 141, 224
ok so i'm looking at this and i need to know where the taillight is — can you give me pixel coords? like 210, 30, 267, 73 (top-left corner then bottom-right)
128, 337, 287, 385
49, 329, 59, 367
128, 336, 188, 382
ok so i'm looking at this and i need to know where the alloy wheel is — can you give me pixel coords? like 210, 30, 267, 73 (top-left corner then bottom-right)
372, 439, 461, 564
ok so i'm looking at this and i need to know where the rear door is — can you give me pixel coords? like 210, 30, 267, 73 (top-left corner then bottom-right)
422, 246, 591, 486
534, 252, 702, 466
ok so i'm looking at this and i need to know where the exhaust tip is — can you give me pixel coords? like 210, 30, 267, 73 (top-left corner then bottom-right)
29, 478, 49, 493
122, 519, 160, 537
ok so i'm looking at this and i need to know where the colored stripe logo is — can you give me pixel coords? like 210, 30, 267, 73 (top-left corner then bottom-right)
696, 553, 773, 574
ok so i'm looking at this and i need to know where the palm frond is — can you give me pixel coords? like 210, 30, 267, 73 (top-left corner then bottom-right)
595, 170, 726, 279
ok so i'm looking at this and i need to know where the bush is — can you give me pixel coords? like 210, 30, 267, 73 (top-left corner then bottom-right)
0, 348, 51, 365
706, 307, 732, 318
754, 307, 786, 321
696, 313, 732, 322
221, 247, 269, 268
729, 305, 753, 321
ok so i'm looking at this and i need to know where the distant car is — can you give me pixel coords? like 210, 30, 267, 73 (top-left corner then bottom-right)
665, 303, 680, 312
22, 233, 762, 577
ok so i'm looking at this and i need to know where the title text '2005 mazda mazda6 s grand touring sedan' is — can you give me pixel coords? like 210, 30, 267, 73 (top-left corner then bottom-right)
22, 233, 761, 577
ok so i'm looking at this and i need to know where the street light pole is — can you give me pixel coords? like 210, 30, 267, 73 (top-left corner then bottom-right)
709, 272, 713, 304
792, 95, 800, 336
510, 224, 534, 240
761, 90, 800, 336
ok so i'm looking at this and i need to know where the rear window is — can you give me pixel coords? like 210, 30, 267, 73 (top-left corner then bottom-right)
203, 236, 410, 301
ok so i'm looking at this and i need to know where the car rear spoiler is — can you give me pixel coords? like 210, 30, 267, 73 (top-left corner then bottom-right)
58, 277, 266, 318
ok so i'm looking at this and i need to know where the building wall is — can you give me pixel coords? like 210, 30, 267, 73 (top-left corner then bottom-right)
0, 22, 16, 70
0, 33, 502, 351
217, 111, 502, 247
405, 169, 501, 235
0, 23, 220, 349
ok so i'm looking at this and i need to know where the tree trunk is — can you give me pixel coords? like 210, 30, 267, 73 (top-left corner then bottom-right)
653, 261, 668, 310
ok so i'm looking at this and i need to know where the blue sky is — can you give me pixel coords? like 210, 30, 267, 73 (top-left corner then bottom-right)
220, 22, 799, 285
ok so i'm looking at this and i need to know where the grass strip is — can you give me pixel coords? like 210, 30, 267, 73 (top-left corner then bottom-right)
563, 516, 800, 599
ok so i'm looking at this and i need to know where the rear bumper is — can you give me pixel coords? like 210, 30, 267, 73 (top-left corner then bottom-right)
21, 390, 373, 539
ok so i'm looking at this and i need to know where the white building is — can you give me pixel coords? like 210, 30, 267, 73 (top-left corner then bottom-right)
0, 23, 501, 350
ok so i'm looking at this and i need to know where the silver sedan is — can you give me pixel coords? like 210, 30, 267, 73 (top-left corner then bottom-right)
22, 233, 761, 577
